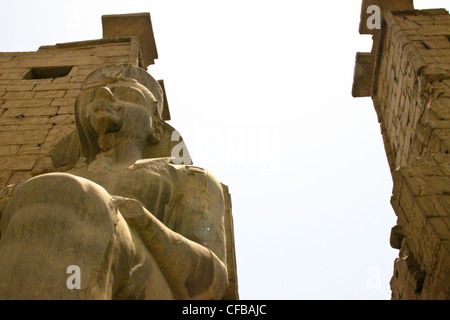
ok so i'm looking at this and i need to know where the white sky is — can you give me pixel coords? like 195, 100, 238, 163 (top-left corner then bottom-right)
0, 0, 448, 300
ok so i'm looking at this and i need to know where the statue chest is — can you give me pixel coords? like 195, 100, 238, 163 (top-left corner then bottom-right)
70, 160, 174, 222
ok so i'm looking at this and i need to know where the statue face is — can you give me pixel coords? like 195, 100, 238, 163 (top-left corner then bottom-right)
78, 79, 159, 151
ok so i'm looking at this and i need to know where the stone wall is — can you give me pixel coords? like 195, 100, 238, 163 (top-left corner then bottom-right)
374, 10, 450, 170
0, 38, 139, 188
353, 4, 450, 299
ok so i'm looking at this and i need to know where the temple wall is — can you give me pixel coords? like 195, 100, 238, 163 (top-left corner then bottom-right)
353, 4, 450, 299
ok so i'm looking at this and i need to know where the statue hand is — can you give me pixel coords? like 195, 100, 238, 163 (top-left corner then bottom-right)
112, 196, 150, 231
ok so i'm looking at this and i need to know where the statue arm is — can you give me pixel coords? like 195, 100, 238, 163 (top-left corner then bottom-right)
115, 193, 228, 300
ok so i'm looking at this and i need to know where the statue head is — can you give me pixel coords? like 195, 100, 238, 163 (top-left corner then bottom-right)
75, 64, 165, 163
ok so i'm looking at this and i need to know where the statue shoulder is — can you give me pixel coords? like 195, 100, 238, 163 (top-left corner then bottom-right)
168, 164, 224, 199
129, 157, 173, 171
129, 158, 222, 191
129, 158, 224, 204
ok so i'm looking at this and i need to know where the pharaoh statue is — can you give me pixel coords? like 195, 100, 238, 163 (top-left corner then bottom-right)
0, 64, 237, 300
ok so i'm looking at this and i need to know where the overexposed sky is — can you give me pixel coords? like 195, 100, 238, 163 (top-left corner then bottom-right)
0, 0, 448, 299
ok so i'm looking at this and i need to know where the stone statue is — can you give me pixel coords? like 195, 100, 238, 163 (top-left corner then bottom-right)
0, 64, 234, 300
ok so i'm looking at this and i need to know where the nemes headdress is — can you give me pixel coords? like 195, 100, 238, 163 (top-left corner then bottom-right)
75, 64, 165, 163
81, 64, 164, 118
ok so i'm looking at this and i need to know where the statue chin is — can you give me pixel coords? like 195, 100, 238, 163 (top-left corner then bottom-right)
90, 112, 123, 136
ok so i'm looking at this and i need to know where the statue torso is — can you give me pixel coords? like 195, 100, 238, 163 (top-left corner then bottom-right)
69, 156, 174, 222
69, 154, 226, 261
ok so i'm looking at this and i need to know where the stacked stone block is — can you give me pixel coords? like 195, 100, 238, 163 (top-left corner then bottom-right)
353, 4, 450, 299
